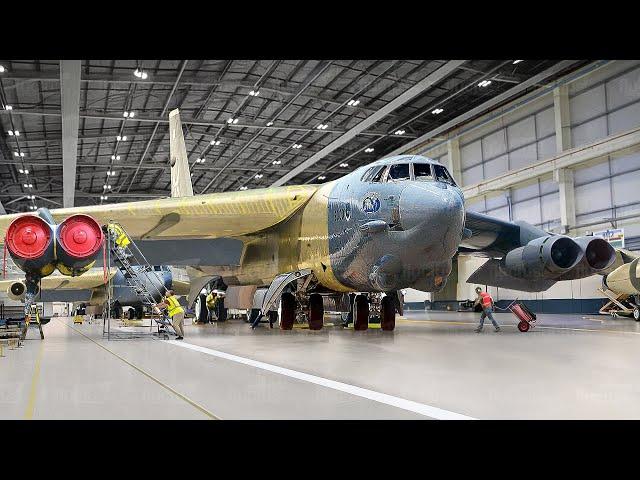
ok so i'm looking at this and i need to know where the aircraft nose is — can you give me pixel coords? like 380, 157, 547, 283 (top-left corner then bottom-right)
399, 183, 465, 233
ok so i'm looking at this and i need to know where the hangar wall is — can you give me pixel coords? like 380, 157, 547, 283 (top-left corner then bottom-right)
410, 60, 640, 312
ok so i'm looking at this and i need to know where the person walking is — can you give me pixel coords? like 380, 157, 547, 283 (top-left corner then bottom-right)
474, 287, 500, 333
206, 291, 218, 323
156, 290, 185, 340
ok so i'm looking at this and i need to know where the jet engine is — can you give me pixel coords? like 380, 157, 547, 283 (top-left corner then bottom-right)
55, 214, 104, 276
556, 236, 616, 280
4, 211, 104, 279
603, 258, 640, 296
5, 214, 57, 277
503, 235, 583, 279
6, 280, 39, 301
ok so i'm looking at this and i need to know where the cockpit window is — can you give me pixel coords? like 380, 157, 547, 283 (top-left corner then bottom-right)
413, 163, 433, 181
361, 167, 377, 182
387, 164, 411, 181
433, 164, 457, 186
367, 166, 387, 183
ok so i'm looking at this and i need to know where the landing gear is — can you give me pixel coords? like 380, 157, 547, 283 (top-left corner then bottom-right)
195, 294, 208, 324
280, 292, 296, 330
634, 307, 640, 322
135, 305, 144, 320
354, 295, 369, 331
127, 308, 135, 320
215, 297, 227, 322
112, 301, 122, 320
308, 293, 324, 330
381, 295, 396, 331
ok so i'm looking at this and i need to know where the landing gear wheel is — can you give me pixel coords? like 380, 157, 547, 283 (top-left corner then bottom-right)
280, 292, 296, 330
215, 297, 227, 322
112, 302, 122, 320
381, 296, 396, 331
195, 294, 208, 324
517, 320, 530, 332
354, 295, 369, 331
127, 308, 135, 320
135, 306, 144, 320
309, 293, 324, 330
634, 308, 640, 321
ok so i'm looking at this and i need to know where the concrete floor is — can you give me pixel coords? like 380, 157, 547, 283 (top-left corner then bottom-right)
3, 310, 640, 420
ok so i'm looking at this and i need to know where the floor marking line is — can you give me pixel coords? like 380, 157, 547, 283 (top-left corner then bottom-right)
168, 340, 475, 420
62, 321, 220, 420
24, 342, 44, 420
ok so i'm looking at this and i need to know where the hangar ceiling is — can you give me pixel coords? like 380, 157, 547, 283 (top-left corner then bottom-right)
0, 59, 588, 212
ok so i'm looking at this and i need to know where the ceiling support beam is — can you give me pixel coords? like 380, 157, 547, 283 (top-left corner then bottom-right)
553, 84, 575, 234
270, 60, 466, 187
60, 60, 82, 208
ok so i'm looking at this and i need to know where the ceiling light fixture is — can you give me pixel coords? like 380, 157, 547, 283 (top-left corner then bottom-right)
318, 176, 326, 180
317, 123, 329, 130
5, 105, 12, 110
292, 143, 302, 149
266, 121, 274, 127
272, 160, 281, 165
394, 130, 406, 135
339, 163, 349, 168
364, 147, 375, 153
432, 108, 444, 114
239, 186, 248, 191
255, 174, 263, 179
8, 130, 19, 136
249, 90, 260, 96
0, 65, 5, 73
210, 140, 221, 146
477, 80, 492, 87
347, 99, 360, 107
513, 60, 523, 64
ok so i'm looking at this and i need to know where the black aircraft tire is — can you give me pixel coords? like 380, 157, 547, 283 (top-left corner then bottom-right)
280, 292, 296, 330
135, 305, 144, 320
113, 304, 122, 319
127, 308, 135, 320
215, 298, 227, 322
381, 296, 396, 331
354, 295, 369, 331
195, 294, 208, 323
634, 308, 640, 322
309, 294, 324, 330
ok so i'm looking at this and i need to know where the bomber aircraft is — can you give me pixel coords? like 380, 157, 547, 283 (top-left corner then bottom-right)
0, 109, 622, 331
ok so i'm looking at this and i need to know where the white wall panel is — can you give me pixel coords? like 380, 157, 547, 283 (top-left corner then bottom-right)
611, 169, 640, 206
465, 198, 486, 213
540, 192, 560, 223
511, 182, 539, 203
608, 101, 640, 134
462, 163, 483, 186
573, 160, 610, 185
605, 66, 640, 110
572, 116, 608, 147
512, 198, 542, 225
539, 178, 559, 196
575, 179, 612, 215
483, 154, 508, 179
507, 116, 536, 150
610, 152, 640, 174
537, 136, 556, 159
570, 84, 606, 124
481, 129, 507, 160
486, 206, 510, 221
509, 143, 538, 170
460, 140, 482, 169
485, 193, 508, 211
535, 107, 555, 138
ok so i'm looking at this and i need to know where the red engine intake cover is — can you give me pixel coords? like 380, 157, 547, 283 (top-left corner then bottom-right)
57, 214, 104, 259
5, 215, 52, 260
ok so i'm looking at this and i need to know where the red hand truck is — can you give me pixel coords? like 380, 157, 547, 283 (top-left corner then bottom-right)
508, 300, 537, 332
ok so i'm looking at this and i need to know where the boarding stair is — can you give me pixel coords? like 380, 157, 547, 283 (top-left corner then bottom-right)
103, 222, 175, 339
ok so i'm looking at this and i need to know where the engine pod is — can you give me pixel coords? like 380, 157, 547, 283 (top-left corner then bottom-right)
56, 214, 104, 276
5, 215, 56, 277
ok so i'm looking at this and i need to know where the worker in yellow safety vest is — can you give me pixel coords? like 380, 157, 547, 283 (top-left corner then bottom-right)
156, 290, 185, 340
107, 223, 131, 258
206, 291, 218, 323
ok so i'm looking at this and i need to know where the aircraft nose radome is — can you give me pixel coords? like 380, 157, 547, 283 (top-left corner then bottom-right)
399, 184, 464, 232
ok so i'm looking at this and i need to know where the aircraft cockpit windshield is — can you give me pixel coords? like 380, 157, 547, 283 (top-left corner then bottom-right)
360, 161, 457, 186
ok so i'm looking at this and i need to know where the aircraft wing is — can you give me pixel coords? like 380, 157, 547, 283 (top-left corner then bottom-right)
458, 211, 522, 257
0, 269, 116, 291
0, 185, 318, 242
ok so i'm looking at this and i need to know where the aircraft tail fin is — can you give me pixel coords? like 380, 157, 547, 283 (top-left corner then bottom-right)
169, 109, 194, 198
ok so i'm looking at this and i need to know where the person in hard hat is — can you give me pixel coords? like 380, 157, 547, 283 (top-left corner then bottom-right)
474, 287, 500, 333
206, 291, 218, 323
156, 289, 185, 340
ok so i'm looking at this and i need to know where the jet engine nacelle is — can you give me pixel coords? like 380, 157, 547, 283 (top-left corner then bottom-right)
555, 236, 616, 280
504, 235, 583, 279
4, 212, 104, 279
603, 257, 640, 296
7, 281, 27, 301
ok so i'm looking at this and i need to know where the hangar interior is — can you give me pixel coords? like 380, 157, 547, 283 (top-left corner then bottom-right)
1, 59, 640, 420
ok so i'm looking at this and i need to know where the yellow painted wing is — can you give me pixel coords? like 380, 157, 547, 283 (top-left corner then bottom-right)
0, 185, 318, 241
0, 269, 116, 291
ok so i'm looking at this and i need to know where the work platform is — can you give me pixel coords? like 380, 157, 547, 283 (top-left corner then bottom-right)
3, 312, 640, 420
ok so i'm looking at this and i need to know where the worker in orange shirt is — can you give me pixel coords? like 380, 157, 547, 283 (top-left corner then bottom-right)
474, 287, 500, 333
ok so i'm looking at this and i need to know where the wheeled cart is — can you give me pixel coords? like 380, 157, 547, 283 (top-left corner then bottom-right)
509, 301, 537, 332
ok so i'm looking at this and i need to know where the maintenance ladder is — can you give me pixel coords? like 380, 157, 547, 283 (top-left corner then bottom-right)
102, 222, 175, 339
